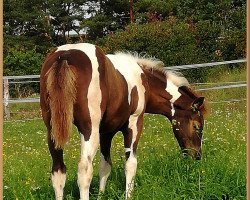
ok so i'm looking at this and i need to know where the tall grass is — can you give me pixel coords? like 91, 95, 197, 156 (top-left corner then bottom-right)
3, 67, 246, 200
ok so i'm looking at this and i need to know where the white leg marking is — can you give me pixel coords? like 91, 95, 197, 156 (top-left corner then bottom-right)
125, 152, 137, 199
124, 148, 132, 153
78, 133, 99, 200
171, 103, 175, 116
51, 170, 66, 200
99, 153, 111, 192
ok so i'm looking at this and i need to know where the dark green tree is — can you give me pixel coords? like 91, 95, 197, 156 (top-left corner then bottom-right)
81, 0, 130, 40
4, 0, 89, 52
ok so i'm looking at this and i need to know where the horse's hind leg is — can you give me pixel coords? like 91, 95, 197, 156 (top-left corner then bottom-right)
77, 126, 99, 200
99, 133, 114, 193
48, 130, 66, 200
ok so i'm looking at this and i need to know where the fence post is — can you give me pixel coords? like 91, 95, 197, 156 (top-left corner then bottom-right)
3, 78, 10, 119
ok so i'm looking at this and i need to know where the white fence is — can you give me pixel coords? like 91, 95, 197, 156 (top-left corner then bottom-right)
3, 59, 247, 119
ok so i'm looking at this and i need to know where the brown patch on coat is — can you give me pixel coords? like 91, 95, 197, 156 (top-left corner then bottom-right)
142, 69, 172, 118
130, 86, 139, 114
99, 56, 131, 134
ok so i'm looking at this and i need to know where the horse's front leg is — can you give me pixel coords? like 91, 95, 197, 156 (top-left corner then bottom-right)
122, 114, 144, 199
77, 126, 99, 200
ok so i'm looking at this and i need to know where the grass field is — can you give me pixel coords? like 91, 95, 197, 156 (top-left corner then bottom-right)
3, 67, 246, 200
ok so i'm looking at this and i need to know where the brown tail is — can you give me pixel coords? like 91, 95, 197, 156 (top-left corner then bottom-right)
45, 58, 77, 149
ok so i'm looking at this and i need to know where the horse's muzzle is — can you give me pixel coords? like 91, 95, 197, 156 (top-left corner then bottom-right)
182, 149, 202, 160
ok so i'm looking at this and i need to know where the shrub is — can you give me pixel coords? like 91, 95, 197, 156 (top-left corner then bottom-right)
98, 18, 245, 82
98, 19, 212, 82
3, 47, 44, 98
4, 47, 44, 76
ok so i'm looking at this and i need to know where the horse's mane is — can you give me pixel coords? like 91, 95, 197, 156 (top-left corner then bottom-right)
114, 52, 189, 87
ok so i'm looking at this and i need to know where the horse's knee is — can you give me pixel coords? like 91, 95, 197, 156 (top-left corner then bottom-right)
125, 154, 137, 174
100, 154, 112, 175
77, 157, 93, 186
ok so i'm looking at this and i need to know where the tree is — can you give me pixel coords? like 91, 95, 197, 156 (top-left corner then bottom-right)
4, 0, 89, 52
80, 0, 130, 40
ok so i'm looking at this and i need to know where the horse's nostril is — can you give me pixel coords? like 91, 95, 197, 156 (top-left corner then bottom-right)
195, 154, 201, 160
182, 149, 188, 157
194, 151, 202, 160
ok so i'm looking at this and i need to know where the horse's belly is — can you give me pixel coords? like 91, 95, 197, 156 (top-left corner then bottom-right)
100, 108, 131, 133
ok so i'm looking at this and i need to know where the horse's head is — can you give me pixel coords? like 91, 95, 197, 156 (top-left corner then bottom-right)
171, 88, 206, 160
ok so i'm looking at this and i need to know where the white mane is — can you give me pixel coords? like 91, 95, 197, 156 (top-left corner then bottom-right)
114, 52, 189, 87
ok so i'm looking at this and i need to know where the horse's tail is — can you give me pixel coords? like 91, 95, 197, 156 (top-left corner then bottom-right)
45, 57, 77, 149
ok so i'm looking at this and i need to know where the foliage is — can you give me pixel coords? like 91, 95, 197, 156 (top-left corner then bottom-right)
4, 0, 88, 50
97, 20, 206, 82
97, 15, 245, 82
3, 47, 44, 76
81, 14, 113, 40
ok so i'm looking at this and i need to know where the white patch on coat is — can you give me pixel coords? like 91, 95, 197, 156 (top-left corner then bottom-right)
56, 43, 102, 123
124, 148, 132, 153
166, 80, 181, 117
106, 54, 145, 105
111, 52, 189, 119
99, 153, 112, 192
51, 170, 66, 200
113, 52, 189, 87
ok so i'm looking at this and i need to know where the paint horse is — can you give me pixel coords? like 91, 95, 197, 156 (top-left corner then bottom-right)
40, 43, 206, 200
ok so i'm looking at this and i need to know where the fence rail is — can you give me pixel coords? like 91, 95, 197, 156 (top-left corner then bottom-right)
166, 59, 246, 70
2, 59, 247, 119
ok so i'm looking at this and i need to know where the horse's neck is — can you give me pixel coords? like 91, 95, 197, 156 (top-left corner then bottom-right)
143, 70, 173, 119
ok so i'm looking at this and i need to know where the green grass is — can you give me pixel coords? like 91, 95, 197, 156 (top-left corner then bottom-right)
3, 67, 246, 200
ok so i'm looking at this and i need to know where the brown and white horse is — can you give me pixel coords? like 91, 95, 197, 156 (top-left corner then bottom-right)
40, 43, 206, 200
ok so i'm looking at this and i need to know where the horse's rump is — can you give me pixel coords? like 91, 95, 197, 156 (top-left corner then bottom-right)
45, 55, 77, 149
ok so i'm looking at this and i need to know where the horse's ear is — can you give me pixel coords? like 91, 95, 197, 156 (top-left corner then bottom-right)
192, 97, 205, 109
